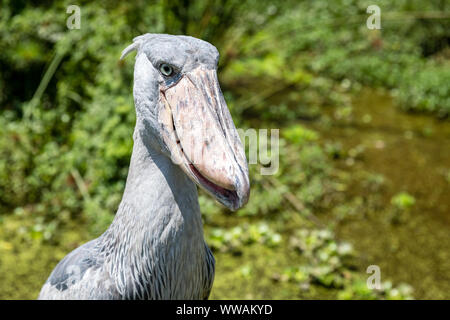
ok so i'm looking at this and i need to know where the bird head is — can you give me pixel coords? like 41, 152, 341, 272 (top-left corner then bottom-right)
121, 34, 249, 211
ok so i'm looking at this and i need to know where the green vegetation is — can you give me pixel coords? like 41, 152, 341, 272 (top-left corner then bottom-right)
391, 192, 416, 210
389, 192, 416, 224
0, 0, 449, 299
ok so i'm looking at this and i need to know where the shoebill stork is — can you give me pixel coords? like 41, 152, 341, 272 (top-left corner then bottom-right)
38, 34, 250, 300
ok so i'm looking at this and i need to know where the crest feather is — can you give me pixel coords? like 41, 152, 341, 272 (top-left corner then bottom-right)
120, 42, 138, 60
120, 33, 154, 60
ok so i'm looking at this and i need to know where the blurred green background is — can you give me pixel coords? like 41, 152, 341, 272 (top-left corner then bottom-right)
0, 0, 449, 300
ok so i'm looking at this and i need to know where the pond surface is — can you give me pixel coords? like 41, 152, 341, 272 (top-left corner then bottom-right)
316, 88, 450, 299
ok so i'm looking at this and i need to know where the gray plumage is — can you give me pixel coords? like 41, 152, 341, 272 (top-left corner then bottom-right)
38, 34, 249, 300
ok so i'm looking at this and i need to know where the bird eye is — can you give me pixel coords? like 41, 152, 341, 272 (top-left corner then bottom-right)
160, 63, 174, 77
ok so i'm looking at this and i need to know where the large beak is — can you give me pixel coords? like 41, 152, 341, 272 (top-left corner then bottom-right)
158, 67, 250, 211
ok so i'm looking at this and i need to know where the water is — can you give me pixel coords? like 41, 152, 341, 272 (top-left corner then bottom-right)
317, 88, 450, 299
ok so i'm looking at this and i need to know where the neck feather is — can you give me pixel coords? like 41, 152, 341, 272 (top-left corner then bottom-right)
99, 120, 206, 288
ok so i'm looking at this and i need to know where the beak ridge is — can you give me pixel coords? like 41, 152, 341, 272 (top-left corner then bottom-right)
160, 67, 249, 210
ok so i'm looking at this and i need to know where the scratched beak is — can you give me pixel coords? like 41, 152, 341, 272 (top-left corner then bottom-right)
159, 67, 249, 210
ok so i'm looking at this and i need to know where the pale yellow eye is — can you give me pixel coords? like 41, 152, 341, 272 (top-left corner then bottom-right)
160, 63, 173, 77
